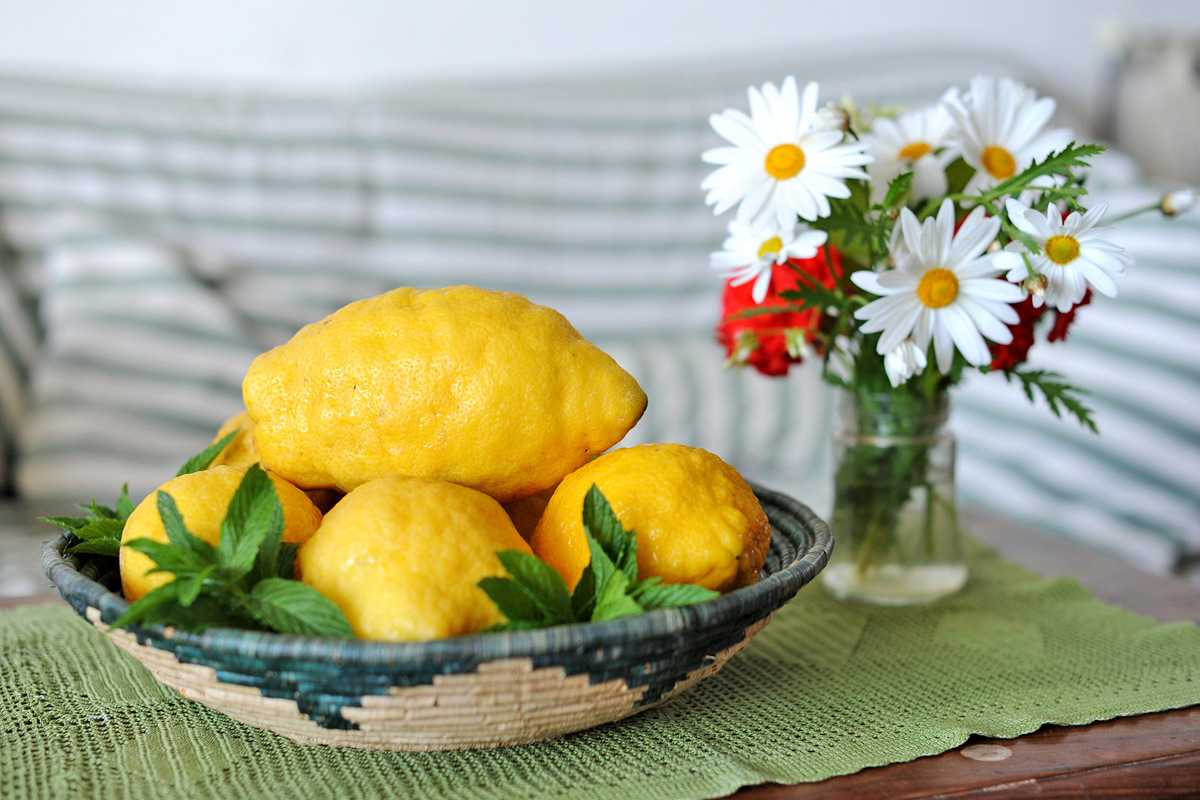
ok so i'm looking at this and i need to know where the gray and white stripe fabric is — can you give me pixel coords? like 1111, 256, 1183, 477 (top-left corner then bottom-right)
0, 53, 1195, 576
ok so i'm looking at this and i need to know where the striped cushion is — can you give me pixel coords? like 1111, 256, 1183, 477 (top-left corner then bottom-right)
0, 258, 37, 491
5, 53, 1197, 576
16, 215, 257, 501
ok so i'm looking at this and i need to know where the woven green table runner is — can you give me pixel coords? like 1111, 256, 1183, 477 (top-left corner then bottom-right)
3, 539, 1199, 800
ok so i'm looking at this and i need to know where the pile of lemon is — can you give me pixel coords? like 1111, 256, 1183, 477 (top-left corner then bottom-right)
119, 286, 771, 641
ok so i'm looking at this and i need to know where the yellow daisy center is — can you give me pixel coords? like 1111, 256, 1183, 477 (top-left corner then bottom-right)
765, 144, 805, 180
898, 141, 932, 160
917, 269, 959, 308
757, 237, 783, 258
981, 145, 1016, 179
1044, 235, 1080, 265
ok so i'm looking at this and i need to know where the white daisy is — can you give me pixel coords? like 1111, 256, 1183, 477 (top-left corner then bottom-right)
1002, 199, 1133, 312
943, 75, 1073, 196
884, 338, 928, 388
864, 102, 958, 203
702, 76, 872, 228
851, 199, 1025, 373
710, 220, 828, 304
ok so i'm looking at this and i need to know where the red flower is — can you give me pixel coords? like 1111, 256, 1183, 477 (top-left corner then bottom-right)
716, 246, 842, 377
1048, 289, 1091, 343
988, 296, 1045, 371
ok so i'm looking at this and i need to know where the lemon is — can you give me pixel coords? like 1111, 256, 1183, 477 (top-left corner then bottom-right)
207, 411, 259, 469
529, 443, 771, 593
298, 475, 533, 641
242, 286, 647, 502
120, 466, 323, 601
207, 411, 343, 512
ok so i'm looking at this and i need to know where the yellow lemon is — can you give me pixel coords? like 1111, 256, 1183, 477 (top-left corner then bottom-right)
529, 443, 771, 593
242, 286, 647, 502
207, 411, 260, 469
207, 412, 342, 512
298, 475, 533, 641
120, 466, 323, 601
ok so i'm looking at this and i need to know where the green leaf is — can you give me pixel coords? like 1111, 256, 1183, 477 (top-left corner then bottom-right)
39, 515, 91, 532
110, 581, 181, 630
176, 430, 238, 477
72, 517, 125, 542
1005, 369, 1098, 433
247, 578, 354, 638
984, 143, 1105, 202
591, 570, 643, 622
634, 580, 721, 610
882, 170, 914, 210
581, 485, 630, 565
176, 564, 216, 607
495, 550, 574, 624
84, 497, 120, 520
123, 538, 208, 575
570, 565, 597, 620
156, 492, 215, 561
116, 484, 135, 520
65, 538, 122, 558
274, 542, 302, 581
216, 464, 282, 579
478, 576, 545, 627
584, 529, 617, 604
136, 594, 257, 632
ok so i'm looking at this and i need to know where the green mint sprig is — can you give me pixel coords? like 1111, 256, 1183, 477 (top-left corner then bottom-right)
110, 463, 353, 638
42, 430, 241, 559
479, 485, 721, 631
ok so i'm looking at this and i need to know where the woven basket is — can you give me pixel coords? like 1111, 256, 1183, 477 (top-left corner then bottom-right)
43, 484, 831, 752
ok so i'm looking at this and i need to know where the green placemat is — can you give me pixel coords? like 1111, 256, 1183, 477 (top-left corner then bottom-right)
3, 538, 1199, 800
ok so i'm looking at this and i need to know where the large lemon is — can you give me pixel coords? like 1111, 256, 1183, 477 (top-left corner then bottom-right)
242, 286, 647, 502
120, 466, 323, 601
529, 443, 771, 593
298, 475, 533, 641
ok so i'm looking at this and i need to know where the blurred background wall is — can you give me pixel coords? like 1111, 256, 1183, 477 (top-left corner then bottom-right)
0, 0, 1197, 140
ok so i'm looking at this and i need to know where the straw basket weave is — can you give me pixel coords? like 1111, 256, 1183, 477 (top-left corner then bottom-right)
43, 484, 831, 752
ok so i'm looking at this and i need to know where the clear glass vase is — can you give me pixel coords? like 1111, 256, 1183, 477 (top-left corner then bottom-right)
821, 388, 966, 605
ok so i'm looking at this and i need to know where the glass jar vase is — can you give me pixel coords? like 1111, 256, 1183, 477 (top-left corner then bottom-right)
821, 388, 966, 605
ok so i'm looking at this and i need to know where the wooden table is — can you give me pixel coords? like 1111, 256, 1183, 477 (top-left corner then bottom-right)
4, 506, 1198, 798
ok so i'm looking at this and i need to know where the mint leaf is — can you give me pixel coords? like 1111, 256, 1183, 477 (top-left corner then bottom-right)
110, 581, 181, 630
40, 515, 91, 532
633, 579, 720, 609
72, 518, 125, 542
570, 565, 597, 620
220, 465, 284, 580
84, 497, 120, 519
123, 538, 208, 575
177, 430, 238, 477
156, 492, 215, 560
247, 578, 354, 638
591, 570, 643, 622
116, 483, 135, 519
274, 541, 302, 581
65, 538, 121, 558
582, 485, 630, 565
478, 576, 543, 625
495, 550, 574, 625
176, 564, 216, 607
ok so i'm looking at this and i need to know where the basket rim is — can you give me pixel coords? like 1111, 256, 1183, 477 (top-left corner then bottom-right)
42, 482, 831, 665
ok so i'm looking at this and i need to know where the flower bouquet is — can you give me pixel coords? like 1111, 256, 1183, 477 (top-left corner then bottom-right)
702, 75, 1192, 604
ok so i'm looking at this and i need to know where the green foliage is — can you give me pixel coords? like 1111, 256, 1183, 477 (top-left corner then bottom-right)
110, 464, 354, 638
479, 485, 721, 631
41, 484, 136, 560
1004, 369, 1099, 433
177, 430, 238, 476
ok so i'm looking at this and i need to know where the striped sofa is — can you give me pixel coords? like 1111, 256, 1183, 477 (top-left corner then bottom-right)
0, 50, 1195, 575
